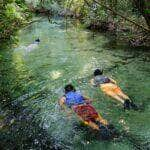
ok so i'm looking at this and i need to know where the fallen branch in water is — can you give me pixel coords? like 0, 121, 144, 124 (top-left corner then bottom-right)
25, 18, 43, 25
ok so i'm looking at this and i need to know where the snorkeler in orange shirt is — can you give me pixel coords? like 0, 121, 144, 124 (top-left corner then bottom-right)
90, 69, 138, 110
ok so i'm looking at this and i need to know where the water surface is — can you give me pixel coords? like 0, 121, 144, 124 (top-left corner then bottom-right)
0, 17, 150, 150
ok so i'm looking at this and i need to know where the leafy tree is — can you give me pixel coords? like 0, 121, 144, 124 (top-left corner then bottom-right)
0, 0, 30, 40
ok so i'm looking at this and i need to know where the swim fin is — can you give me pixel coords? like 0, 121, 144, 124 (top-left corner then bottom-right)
130, 101, 138, 110
124, 99, 138, 110
96, 122, 111, 140
123, 99, 131, 110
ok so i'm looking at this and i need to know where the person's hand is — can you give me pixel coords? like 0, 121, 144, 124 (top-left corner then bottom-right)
66, 111, 72, 119
110, 78, 117, 84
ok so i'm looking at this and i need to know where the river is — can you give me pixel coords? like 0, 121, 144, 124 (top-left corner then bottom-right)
0, 17, 150, 150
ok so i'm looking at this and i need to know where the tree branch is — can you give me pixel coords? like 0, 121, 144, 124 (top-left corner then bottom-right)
84, 0, 150, 32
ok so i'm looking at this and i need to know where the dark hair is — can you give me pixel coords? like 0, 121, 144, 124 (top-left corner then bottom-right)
64, 84, 76, 93
35, 38, 40, 42
94, 69, 103, 76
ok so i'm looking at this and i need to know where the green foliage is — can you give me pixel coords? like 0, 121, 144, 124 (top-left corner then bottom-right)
39, 0, 61, 13
26, 0, 62, 14
1, 0, 149, 42
0, 0, 30, 40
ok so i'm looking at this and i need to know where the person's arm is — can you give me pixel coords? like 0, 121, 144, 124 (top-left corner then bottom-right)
59, 96, 73, 117
90, 78, 97, 87
59, 96, 66, 110
109, 77, 117, 84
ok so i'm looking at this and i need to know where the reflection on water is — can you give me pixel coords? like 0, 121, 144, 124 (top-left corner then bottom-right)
0, 17, 150, 149
50, 70, 62, 80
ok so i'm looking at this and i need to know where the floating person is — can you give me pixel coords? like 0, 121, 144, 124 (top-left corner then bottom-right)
25, 38, 40, 52
35, 38, 40, 43
90, 69, 138, 110
59, 84, 115, 139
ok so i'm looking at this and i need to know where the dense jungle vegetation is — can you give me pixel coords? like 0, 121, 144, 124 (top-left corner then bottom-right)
0, 0, 150, 45
0, 0, 31, 41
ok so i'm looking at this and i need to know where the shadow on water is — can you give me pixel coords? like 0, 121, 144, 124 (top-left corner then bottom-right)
0, 44, 62, 150
0, 107, 56, 150
73, 122, 150, 150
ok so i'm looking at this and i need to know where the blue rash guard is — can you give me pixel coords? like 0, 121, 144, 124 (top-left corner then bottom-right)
65, 91, 85, 108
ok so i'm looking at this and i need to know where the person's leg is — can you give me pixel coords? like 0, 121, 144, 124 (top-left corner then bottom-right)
101, 84, 125, 103
113, 87, 138, 110
75, 107, 99, 130
96, 115, 108, 126
115, 87, 130, 100
88, 121, 99, 130
104, 90, 125, 104
76, 115, 99, 130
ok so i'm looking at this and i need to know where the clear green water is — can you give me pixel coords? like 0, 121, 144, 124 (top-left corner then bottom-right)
0, 18, 150, 150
